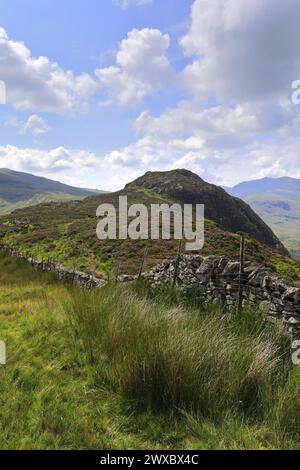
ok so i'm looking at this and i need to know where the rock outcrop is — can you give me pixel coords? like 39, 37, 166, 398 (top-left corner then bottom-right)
126, 169, 289, 255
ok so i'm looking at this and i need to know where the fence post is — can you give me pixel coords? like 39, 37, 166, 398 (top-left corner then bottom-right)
138, 248, 148, 279
237, 233, 245, 314
115, 261, 121, 283
172, 239, 182, 288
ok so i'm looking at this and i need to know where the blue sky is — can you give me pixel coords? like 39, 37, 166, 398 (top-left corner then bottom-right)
0, 0, 300, 190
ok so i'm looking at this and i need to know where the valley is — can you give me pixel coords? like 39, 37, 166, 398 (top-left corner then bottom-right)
227, 177, 300, 260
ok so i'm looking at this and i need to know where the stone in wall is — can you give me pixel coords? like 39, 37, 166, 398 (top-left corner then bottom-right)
142, 255, 300, 338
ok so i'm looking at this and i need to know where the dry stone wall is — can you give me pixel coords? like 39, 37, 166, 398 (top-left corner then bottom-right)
142, 255, 300, 339
1, 244, 299, 338
0, 243, 106, 289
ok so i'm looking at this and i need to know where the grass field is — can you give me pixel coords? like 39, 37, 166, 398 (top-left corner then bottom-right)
0, 252, 299, 450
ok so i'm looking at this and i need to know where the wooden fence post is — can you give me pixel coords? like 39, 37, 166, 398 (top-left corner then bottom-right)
172, 239, 183, 288
237, 233, 245, 314
138, 248, 148, 279
115, 261, 121, 283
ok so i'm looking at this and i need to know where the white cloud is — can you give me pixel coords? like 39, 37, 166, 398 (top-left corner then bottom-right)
136, 101, 291, 137
114, 0, 152, 9
0, 144, 144, 191
134, 100, 296, 153
104, 134, 212, 172
97, 0, 300, 187
24, 114, 49, 135
96, 28, 172, 105
103, 131, 300, 186
0, 145, 98, 175
106, 0, 298, 186
23, 115, 50, 135
5, 114, 50, 135
180, 0, 300, 102
1, 1, 299, 189
0, 27, 98, 113
1, 131, 300, 194
0, 25, 171, 112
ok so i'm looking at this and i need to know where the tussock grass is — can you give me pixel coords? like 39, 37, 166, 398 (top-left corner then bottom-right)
65, 283, 300, 446
0, 252, 299, 449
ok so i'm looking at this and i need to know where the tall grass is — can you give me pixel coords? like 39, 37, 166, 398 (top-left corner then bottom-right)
64, 283, 299, 443
1, 252, 299, 449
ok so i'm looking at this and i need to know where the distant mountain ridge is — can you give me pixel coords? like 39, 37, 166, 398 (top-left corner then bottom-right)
228, 177, 300, 199
226, 177, 300, 259
127, 169, 289, 256
0, 168, 104, 213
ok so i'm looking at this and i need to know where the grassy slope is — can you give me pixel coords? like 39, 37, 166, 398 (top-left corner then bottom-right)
0, 254, 185, 450
0, 192, 87, 214
0, 252, 300, 450
0, 187, 299, 280
0, 168, 100, 203
245, 194, 300, 259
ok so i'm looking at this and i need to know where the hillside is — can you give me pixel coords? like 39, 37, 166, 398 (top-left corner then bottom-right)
0, 168, 104, 213
0, 170, 298, 279
127, 170, 288, 255
227, 177, 300, 260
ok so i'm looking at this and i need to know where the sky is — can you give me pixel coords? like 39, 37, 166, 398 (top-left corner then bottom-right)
0, 0, 300, 191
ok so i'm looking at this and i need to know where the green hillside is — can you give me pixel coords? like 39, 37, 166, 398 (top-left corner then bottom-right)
0, 192, 87, 214
0, 168, 104, 214
245, 194, 300, 260
128, 170, 288, 255
0, 252, 299, 450
0, 184, 299, 280
227, 177, 300, 260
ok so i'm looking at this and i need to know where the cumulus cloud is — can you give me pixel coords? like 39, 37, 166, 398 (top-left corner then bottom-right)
104, 135, 201, 168
0, 25, 171, 112
94, 0, 300, 187
0, 144, 143, 191
5, 114, 50, 135
103, 130, 300, 186
96, 28, 172, 105
0, 27, 98, 113
1, 0, 299, 188
107, 0, 299, 185
23, 115, 50, 135
180, 0, 300, 102
0, 145, 98, 175
136, 101, 293, 139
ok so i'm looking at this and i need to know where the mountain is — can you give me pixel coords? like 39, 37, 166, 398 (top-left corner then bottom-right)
0, 168, 104, 213
227, 177, 300, 199
227, 177, 300, 260
127, 170, 288, 256
1, 169, 298, 281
